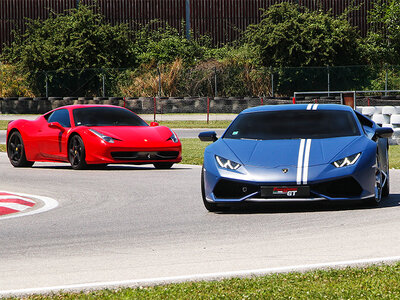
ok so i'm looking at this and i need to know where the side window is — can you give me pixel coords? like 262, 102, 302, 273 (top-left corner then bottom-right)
355, 111, 375, 139
48, 109, 71, 128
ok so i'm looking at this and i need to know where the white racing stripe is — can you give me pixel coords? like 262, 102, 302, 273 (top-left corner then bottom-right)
297, 104, 318, 184
1, 256, 400, 296
302, 139, 312, 184
296, 139, 306, 185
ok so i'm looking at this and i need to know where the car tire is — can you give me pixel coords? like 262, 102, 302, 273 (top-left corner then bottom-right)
382, 157, 390, 197
68, 135, 87, 170
7, 131, 34, 167
201, 166, 229, 212
153, 162, 174, 169
366, 154, 383, 206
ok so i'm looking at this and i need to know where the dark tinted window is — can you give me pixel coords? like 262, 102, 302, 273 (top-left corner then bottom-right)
224, 110, 360, 140
73, 107, 148, 127
47, 109, 71, 127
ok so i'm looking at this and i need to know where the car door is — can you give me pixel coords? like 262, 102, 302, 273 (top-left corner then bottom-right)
38, 109, 71, 160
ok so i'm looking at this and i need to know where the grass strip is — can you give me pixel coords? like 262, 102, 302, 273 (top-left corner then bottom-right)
0, 120, 9, 130
8, 263, 400, 299
181, 138, 211, 165
158, 120, 231, 129
389, 145, 400, 169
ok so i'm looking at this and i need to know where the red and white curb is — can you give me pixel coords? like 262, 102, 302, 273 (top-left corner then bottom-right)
0, 191, 58, 220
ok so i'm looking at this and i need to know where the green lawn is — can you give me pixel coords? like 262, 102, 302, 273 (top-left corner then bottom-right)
0, 120, 8, 130
181, 138, 211, 165
14, 263, 400, 299
389, 145, 400, 169
158, 120, 231, 128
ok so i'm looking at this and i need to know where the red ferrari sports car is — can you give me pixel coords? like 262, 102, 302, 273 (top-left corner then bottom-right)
7, 105, 182, 170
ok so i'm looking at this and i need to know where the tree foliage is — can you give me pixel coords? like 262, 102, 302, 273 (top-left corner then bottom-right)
244, 2, 365, 68
2, 5, 136, 71
133, 21, 210, 65
365, 0, 400, 65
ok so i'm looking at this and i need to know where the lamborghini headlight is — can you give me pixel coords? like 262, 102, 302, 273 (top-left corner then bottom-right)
215, 155, 241, 170
89, 129, 115, 143
332, 153, 361, 168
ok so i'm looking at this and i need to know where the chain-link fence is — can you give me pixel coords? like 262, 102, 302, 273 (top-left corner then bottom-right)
1, 63, 399, 99
30, 65, 400, 98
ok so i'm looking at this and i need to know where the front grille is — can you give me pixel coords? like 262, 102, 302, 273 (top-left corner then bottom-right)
311, 177, 362, 198
213, 179, 259, 199
111, 151, 179, 160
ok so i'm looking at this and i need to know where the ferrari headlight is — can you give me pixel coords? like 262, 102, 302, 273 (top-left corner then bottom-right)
332, 153, 361, 168
215, 155, 241, 170
168, 130, 179, 143
89, 129, 115, 143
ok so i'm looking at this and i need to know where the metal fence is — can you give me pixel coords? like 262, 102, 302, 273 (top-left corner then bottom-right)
0, 0, 385, 52
1, 64, 398, 99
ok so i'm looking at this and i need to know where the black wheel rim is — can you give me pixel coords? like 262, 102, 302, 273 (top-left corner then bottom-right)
69, 137, 82, 167
8, 134, 22, 163
375, 156, 382, 202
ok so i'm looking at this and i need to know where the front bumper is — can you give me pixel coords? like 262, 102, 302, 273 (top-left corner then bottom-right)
203, 161, 376, 203
83, 137, 182, 165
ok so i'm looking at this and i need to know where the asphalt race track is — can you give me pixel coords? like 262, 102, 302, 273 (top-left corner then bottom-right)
1, 152, 400, 295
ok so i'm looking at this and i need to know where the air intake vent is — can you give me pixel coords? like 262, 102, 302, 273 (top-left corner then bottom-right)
111, 151, 179, 160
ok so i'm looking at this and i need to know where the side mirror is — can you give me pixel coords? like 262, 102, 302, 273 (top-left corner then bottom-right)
374, 127, 393, 139
48, 122, 65, 132
198, 131, 218, 142
150, 122, 159, 127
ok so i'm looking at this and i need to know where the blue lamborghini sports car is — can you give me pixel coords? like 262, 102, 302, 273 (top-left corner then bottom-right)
199, 104, 393, 211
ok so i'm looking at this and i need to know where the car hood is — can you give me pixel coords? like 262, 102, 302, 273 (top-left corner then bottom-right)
86, 126, 174, 142
222, 136, 361, 168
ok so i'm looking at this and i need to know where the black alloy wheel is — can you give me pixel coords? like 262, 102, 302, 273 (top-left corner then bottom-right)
366, 154, 383, 206
68, 135, 87, 170
7, 131, 34, 167
382, 154, 390, 197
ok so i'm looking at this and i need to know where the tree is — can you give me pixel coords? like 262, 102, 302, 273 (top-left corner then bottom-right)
2, 5, 136, 96
3, 5, 136, 71
133, 21, 210, 66
365, 0, 400, 65
244, 2, 365, 68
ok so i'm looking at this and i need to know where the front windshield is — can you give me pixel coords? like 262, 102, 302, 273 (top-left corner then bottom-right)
73, 107, 148, 127
224, 110, 360, 140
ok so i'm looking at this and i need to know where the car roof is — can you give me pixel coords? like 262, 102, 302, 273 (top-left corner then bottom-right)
241, 104, 354, 114
56, 104, 124, 110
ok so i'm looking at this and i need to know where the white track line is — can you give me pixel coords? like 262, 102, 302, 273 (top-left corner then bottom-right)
0, 195, 36, 203
0, 202, 31, 211
1, 255, 400, 296
0, 191, 58, 220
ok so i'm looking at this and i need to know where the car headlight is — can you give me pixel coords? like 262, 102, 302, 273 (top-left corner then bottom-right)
332, 153, 361, 168
215, 155, 241, 170
89, 129, 115, 143
168, 130, 179, 143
